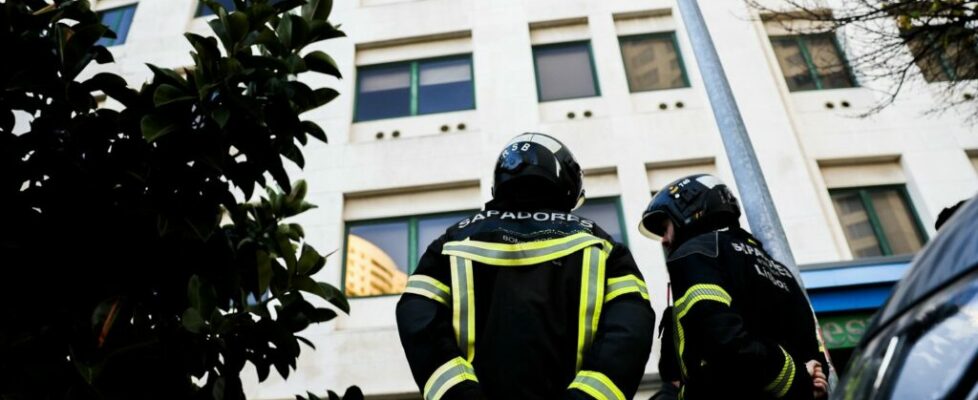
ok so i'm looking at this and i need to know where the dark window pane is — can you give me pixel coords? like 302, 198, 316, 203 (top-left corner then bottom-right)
831, 192, 883, 258
771, 38, 817, 91
805, 35, 855, 89
97, 5, 137, 47
576, 199, 625, 244
534, 43, 598, 101
417, 212, 471, 257
907, 33, 953, 82
620, 35, 686, 91
943, 32, 978, 80
197, 0, 235, 16
345, 221, 409, 297
869, 189, 924, 255
198, 0, 284, 16
418, 57, 474, 114
356, 64, 411, 121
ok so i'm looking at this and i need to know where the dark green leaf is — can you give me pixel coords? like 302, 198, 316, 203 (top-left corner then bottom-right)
256, 26, 286, 56
182, 308, 206, 333
141, 114, 179, 142
295, 335, 316, 349
258, 250, 272, 295
295, 277, 349, 314
92, 46, 114, 64
276, 9, 293, 50
296, 244, 322, 277
288, 15, 309, 50
282, 143, 305, 168
303, 0, 333, 21
188, 275, 203, 310
153, 84, 194, 106
311, 88, 339, 109
147, 64, 189, 88
301, 121, 327, 143
66, 82, 96, 111
342, 386, 364, 400
212, 107, 231, 128
83, 73, 138, 105
227, 11, 251, 44
62, 23, 109, 79
303, 51, 341, 78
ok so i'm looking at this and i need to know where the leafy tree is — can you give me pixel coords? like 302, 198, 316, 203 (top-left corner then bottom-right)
747, 0, 978, 118
0, 0, 349, 398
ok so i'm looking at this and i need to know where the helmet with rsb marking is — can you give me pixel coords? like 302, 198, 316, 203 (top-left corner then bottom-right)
492, 133, 584, 211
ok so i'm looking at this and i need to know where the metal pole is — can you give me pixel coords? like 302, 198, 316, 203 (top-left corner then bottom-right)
675, 0, 797, 274
674, 0, 839, 389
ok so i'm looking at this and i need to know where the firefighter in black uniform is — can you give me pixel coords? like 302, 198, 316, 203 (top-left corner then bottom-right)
396, 132, 656, 400
638, 174, 828, 400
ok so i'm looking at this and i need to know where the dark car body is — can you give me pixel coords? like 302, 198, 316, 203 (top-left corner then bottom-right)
835, 195, 978, 400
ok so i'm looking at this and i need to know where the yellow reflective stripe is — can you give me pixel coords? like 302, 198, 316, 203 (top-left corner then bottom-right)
576, 246, 608, 371
764, 347, 796, 398
568, 370, 625, 400
442, 232, 612, 266
405, 275, 451, 306
450, 256, 475, 362
422, 357, 478, 400
604, 274, 650, 302
673, 284, 732, 378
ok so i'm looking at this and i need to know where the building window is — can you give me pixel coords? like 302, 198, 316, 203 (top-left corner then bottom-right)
770, 33, 856, 91
905, 29, 978, 82
344, 211, 473, 297
96, 4, 137, 47
619, 33, 689, 92
533, 41, 600, 102
355, 55, 475, 122
197, 0, 285, 16
830, 186, 926, 259
576, 197, 627, 244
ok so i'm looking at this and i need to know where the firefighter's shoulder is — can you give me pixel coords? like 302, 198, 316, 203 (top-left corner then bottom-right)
667, 231, 720, 263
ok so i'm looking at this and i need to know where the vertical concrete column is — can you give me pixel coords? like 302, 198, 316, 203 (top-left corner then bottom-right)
588, 12, 632, 117
472, 0, 540, 200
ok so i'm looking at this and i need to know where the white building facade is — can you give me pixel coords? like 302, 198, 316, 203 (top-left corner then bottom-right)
87, 0, 978, 398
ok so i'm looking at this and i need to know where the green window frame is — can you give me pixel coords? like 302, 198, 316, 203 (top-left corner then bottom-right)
576, 196, 629, 245
532, 41, 602, 102
829, 185, 928, 258
618, 32, 690, 92
342, 210, 477, 298
770, 33, 857, 91
353, 54, 476, 122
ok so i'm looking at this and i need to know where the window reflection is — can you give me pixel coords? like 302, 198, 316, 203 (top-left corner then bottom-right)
345, 221, 409, 297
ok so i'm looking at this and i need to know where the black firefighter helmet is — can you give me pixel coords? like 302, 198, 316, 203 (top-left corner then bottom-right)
492, 132, 585, 211
639, 174, 741, 240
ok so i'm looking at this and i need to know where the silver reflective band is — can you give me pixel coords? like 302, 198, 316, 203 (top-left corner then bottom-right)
568, 370, 625, 400
423, 357, 478, 400
405, 275, 451, 306
451, 256, 475, 362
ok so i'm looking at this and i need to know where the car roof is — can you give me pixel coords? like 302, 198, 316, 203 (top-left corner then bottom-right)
874, 194, 978, 329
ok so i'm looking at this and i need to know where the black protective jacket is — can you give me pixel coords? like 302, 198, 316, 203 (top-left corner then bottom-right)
666, 228, 826, 400
396, 202, 656, 400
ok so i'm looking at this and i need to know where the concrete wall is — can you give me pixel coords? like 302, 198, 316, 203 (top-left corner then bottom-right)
86, 0, 978, 398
